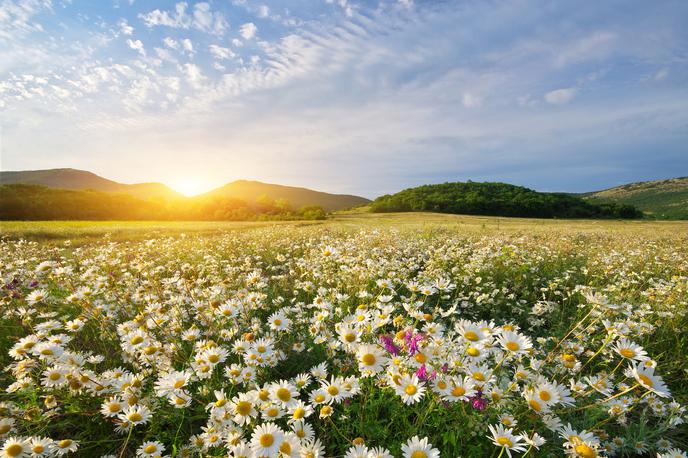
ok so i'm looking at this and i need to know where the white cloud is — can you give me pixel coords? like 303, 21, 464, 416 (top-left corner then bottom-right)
183, 63, 204, 88
126, 38, 146, 57
209, 44, 233, 60
258, 5, 269, 18
192, 2, 227, 35
139, 2, 189, 28
554, 31, 616, 68
181, 38, 194, 54
118, 19, 133, 35
138, 2, 227, 35
240, 22, 257, 40
163, 37, 178, 49
544, 87, 576, 104
462, 93, 482, 108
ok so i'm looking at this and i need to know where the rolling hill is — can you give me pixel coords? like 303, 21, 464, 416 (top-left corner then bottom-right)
0, 168, 182, 201
200, 180, 369, 211
582, 177, 688, 219
0, 169, 370, 212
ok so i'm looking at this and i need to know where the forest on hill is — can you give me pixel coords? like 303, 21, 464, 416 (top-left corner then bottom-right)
0, 185, 327, 221
370, 182, 643, 219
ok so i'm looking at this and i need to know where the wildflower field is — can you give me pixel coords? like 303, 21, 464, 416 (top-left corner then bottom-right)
1, 214, 687, 458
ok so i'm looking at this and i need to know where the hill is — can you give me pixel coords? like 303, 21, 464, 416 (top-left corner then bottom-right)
582, 177, 688, 219
370, 181, 642, 219
0, 168, 182, 201
202, 180, 369, 211
0, 184, 328, 221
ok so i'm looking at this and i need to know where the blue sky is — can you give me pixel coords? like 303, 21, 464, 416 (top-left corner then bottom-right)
0, 0, 686, 197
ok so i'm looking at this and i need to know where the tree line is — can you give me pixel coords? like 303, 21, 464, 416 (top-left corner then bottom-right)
370, 181, 643, 219
0, 185, 327, 221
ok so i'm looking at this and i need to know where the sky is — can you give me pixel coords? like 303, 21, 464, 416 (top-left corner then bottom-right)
0, 0, 687, 198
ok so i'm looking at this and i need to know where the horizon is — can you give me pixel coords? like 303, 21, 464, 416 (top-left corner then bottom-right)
4, 166, 687, 199
1, 1, 687, 197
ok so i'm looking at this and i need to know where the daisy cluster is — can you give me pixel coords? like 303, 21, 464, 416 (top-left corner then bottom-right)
0, 228, 686, 457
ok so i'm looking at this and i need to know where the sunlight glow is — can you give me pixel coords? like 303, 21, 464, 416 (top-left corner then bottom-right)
168, 179, 213, 197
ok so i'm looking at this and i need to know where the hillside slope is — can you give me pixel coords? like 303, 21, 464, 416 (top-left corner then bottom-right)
0, 168, 182, 201
582, 177, 688, 219
203, 180, 370, 211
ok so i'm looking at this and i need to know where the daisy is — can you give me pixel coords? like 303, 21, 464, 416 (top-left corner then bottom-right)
1, 437, 29, 458
498, 331, 533, 355
100, 397, 125, 418
355, 344, 389, 376
658, 449, 688, 458
28, 437, 54, 457
487, 425, 527, 457
119, 405, 151, 427
54, 439, 78, 456
368, 446, 393, 458
229, 392, 258, 425
137, 441, 165, 457
250, 422, 284, 458
401, 436, 440, 458
344, 444, 368, 458
395, 374, 426, 405
630, 364, 671, 398
270, 380, 299, 406
299, 438, 325, 458
613, 339, 648, 361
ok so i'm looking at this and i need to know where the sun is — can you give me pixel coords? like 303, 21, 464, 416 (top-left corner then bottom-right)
168, 178, 212, 197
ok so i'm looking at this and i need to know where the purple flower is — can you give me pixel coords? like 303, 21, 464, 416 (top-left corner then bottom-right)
440, 363, 449, 373
379, 334, 400, 356
29, 279, 39, 288
469, 390, 488, 411
404, 330, 425, 355
415, 364, 437, 381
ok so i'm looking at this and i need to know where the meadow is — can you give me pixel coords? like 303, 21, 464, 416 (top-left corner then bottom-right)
1, 213, 687, 457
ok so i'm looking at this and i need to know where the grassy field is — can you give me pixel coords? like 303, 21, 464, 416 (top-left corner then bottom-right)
1, 214, 687, 457
2, 212, 686, 243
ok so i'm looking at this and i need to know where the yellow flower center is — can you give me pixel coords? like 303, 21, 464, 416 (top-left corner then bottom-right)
276, 387, 292, 402
619, 348, 636, 358
293, 407, 305, 419
410, 451, 427, 458
314, 394, 326, 403
529, 399, 542, 411
362, 354, 376, 366
6, 444, 23, 457
497, 437, 513, 447
49, 372, 61, 381
328, 386, 339, 396
215, 399, 227, 407
33, 445, 45, 453
144, 445, 158, 453
130, 335, 144, 345
174, 380, 185, 389
638, 374, 653, 387
575, 444, 597, 458
451, 386, 465, 397
506, 341, 520, 351
108, 403, 121, 412
208, 354, 220, 363
58, 440, 72, 449
464, 331, 479, 341
467, 348, 480, 357
539, 390, 551, 401
280, 442, 292, 455
345, 333, 356, 343
260, 433, 274, 448
128, 412, 142, 422
405, 385, 418, 396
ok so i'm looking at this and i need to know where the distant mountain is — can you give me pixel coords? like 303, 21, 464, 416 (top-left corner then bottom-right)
202, 180, 369, 211
370, 181, 642, 219
0, 168, 182, 201
582, 177, 688, 220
